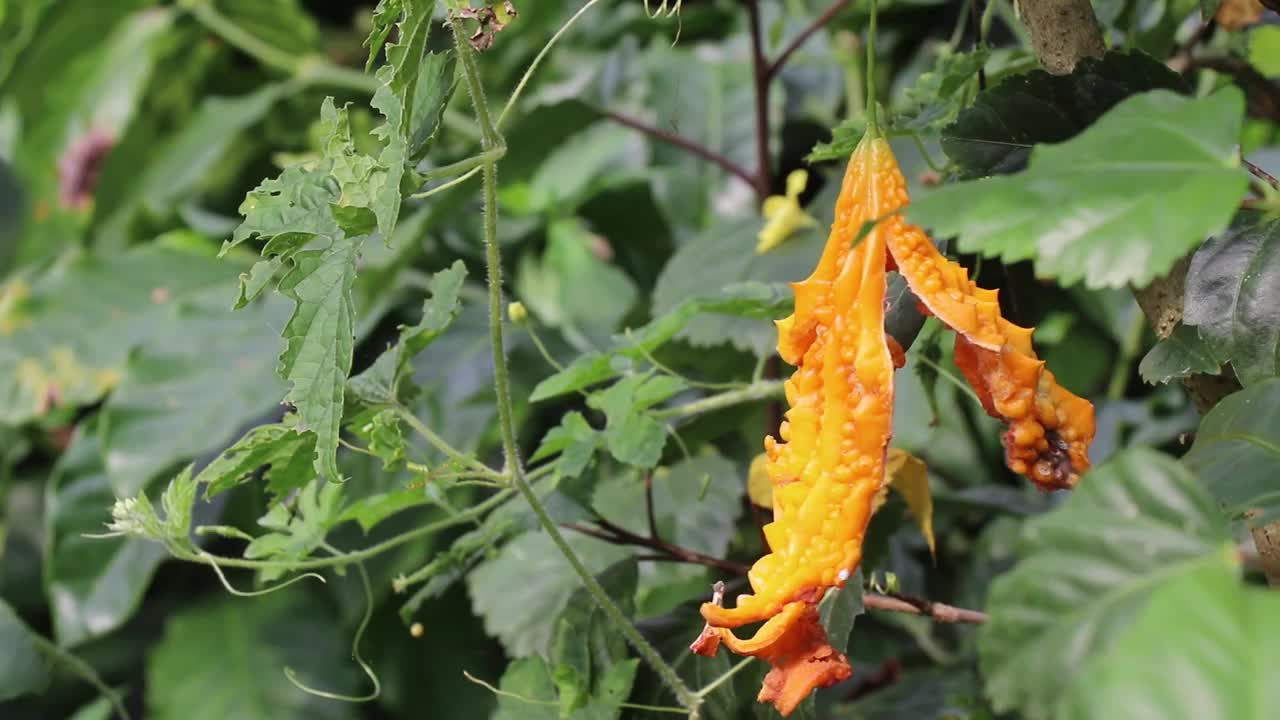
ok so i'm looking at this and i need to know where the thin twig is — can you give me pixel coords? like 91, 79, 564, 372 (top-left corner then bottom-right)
744, 0, 772, 199
603, 110, 758, 189
765, 0, 853, 79
569, 521, 988, 625
870, 593, 988, 624
644, 472, 660, 541
1245, 157, 1280, 191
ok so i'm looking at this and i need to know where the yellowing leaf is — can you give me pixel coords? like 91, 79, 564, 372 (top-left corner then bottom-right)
875, 448, 935, 557
747, 452, 772, 508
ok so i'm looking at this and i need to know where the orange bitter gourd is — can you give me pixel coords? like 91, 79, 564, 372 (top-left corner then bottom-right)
690, 131, 1096, 717
691, 130, 896, 717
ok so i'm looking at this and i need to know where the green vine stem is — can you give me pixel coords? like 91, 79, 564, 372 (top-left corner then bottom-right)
448, 13, 701, 715
652, 380, 785, 420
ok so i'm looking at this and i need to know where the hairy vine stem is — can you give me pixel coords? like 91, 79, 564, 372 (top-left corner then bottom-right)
448, 12, 702, 714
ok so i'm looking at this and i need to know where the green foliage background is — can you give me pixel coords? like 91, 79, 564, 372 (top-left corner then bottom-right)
2, 1, 1279, 719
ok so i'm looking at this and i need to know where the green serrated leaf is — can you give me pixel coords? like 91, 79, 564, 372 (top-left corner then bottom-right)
244, 478, 345, 581
352, 408, 406, 470
896, 47, 990, 132
466, 530, 629, 657
1059, 549, 1277, 720
1184, 210, 1280, 385
1183, 379, 1280, 527
979, 448, 1230, 720
588, 375, 682, 469
910, 88, 1248, 289
1138, 323, 1221, 385
0, 598, 49, 701
199, 423, 317, 499
349, 260, 466, 404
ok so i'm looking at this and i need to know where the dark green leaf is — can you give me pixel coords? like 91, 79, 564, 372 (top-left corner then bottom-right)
94, 83, 294, 247
146, 590, 356, 720
910, 88, 1248, 289
1060, 551, 1278, 720
979, 448, 1230, 720
1139, 323, 1221, 385
1183, 379, 1280, 527
0, 597, 50, 700
551, 559, 638, 713
941, 50, 1185, 177
466, 530, 629, 657
1184, 210, 1280, 385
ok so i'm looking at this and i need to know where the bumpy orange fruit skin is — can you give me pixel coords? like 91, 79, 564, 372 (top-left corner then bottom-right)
692, 132, 896, 717
879, 143, 1095, 489
691, 134, 1096, 717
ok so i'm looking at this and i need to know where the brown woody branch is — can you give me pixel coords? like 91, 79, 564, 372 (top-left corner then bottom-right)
765, 0, 853, 80
563, 519, 987, 624
602, 109, 759, 190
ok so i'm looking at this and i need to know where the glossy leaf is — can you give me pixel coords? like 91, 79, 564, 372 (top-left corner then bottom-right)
979, 448, 1230, 720
940, 50, 1184, 177
1060, 551, 1279, 720
1183, 379, 1280, 526
1139, 323, 1221, 384
1184, 210, 1280, 385
909, 88, 1248, 289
